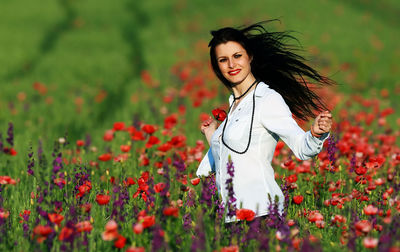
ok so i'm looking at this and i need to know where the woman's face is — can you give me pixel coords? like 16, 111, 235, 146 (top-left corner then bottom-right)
215, 41, 253, 85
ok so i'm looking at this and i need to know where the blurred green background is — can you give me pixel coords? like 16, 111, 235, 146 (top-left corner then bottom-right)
0, 0, 399, 150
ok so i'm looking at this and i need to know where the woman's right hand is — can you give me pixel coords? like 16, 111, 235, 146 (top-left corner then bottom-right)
201, 117, 218, 145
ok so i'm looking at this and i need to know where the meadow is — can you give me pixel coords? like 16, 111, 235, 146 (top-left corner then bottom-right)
0, 0, 399, 251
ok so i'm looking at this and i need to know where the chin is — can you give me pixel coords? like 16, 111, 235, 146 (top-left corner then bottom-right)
225, 76, 245, 87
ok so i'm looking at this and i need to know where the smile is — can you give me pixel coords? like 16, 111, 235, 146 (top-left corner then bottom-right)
228, 69, 241, 76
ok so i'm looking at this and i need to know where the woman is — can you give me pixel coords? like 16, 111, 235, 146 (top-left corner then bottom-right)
196, 21, 333, 223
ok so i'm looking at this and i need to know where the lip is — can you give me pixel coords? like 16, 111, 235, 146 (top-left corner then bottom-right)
228, 69, 241, 76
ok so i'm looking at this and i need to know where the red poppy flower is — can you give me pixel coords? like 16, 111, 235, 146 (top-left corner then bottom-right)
293, 195, 304, 204
80, 203, 92, 213
154, 182, 166, 193
142, 124, 157, 134
0, 209, 10, 219
221, 245, 239, 252
76, 140, 85, 147
98, 153, 112, 162
120, 145, 131, 152
0, 176, 17, 185
212, 108, 227, 121
102, 220, 119, 241
190, 178, 200, 186
114, 235, 126, 249
33, 225, 53, 243
364, 205, 378, 215
363, 237, 378, 248
96, 194, 110, 205
133, 223, 144, 234
308, 210, 324, 223
58, 226, 74, 241
76, 181, 92, 198
48, 213, 64, 225
103, 130, 114, 141
34, 225, 53, 236
355, 166, 367, 175
126, 246, 145, 252
236, 208, 255, 221
286, 174, 298, 183
113, 122, 125, 131
164, 114, 177, 130
54, 178, 66, 186
169, 135, 186, 148
9, 147, 17, 156
355, 220, 372, 235
163, 207, 179, 217
3, 147, 17, 156
157, 143, 172, 152
140, 215, 155, 228
75, 221, 93, 233
145, 136, 160, 148
131, 130, 145, 141
124, 177, 136, 186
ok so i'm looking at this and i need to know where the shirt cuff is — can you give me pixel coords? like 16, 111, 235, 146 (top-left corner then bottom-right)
306, 131, 330, 153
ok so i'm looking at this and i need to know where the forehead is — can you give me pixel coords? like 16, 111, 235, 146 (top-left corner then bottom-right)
215, 41, 247, 57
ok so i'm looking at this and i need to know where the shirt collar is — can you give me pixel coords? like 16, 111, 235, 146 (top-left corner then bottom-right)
228, 81, 270, 105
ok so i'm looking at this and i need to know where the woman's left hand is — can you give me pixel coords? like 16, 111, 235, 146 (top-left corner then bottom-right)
311, 110, 332, 137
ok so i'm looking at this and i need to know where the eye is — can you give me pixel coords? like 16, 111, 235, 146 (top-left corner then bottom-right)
218, 58, 227, 63
234, 54, 242, 58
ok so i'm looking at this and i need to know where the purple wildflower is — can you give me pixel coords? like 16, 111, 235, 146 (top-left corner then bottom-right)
84, 134, 91, 149
182, 212, 192, 230
185, 188, 196, 207
6, 122, 13, 146
23, 223, 30, 237
0, 133, 3, 152
173, 154, 186, 173
225, 156, 236, 218
190, 212, 205, 252
215, 199, 225, 220
327, 134, 338, 172
200, 176, 214, 208
243, 216, 261, 243
349, 153, 356, 173
27, 145, 35, 176
151, 224, 166, 252
160, 160, 171, 207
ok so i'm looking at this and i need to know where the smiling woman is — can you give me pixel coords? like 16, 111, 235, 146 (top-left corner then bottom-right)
198, 20, 335, 223
215, 41, 254, 87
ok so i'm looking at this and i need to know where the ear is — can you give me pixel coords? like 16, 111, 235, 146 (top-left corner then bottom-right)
249, 55, 253, 63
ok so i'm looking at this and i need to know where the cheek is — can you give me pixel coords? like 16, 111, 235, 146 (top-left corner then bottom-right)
218, 63, 227, 73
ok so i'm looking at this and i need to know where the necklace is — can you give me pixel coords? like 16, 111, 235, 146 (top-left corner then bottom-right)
233, 79, 258, 101
221, 80, 259, 154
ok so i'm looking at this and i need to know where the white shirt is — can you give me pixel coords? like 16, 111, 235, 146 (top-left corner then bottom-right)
196, 81, 329, 222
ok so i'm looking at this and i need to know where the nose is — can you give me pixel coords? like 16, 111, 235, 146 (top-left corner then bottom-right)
228, 58, 235, 68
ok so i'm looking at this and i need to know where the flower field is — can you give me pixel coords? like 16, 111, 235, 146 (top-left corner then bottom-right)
0, 0, 399, 251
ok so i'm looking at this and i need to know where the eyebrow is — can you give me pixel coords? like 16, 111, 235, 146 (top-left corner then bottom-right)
217, 51, 245, 60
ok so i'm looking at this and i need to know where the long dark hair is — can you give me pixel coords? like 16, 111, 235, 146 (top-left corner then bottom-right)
208, 20, 335, 121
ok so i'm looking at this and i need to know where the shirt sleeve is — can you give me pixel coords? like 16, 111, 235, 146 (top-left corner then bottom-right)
196, 147, 216, 177
259, 91, 329, 160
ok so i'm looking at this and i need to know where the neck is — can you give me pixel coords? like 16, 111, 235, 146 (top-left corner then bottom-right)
231, 74, 257, 98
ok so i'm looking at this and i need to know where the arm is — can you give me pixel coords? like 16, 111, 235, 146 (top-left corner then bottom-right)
196, 117, 218, 177
259, 92, 330, 160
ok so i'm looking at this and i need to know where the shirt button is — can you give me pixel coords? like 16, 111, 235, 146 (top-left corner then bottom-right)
238, 108, 241, 111
235, 119, 239, 122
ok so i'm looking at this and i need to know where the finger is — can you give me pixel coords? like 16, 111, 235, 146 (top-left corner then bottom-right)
320, 112, 332, 118
320, 118, 332, 124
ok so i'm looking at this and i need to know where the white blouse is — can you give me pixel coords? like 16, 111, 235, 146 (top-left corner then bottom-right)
196, 81, 329, 222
